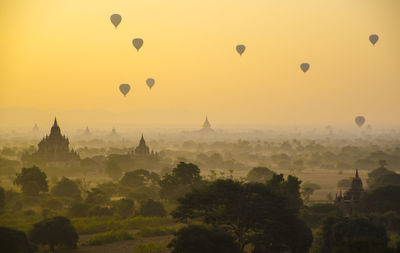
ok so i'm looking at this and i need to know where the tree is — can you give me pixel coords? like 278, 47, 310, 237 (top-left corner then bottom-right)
0, 227, 36, 253
139, 199, 167, 217
67, 202, 91, 217
265, 174, 303, 212
29, 216, 78, 253
168, 225, 241, 253
301, 182, 321, 202
172, 179, 310, 252
51, 177, 81, 200
113, 198, 134, 218
367, 166, 400, 189
246, 167, 275, 183
360, 185, 400, 214
119, 169, 159, 188
159, 162, 203, 201
320, 216, 388, 253
105, 159, 122, 181
14, 166, 48, 196
0, 186, 5, 212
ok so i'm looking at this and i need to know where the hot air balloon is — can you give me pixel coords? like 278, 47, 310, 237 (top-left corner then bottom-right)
369, 34, 379, 46
355, 116, 365, 128
236, 44, 245, 56
146, 78, 155, 89
110, 14, 122, 28
300, 63, 310, 73
132, 38, 143, 51
119, 84, 131, 96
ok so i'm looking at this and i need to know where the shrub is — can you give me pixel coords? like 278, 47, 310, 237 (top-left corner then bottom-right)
80, 230, 133, 246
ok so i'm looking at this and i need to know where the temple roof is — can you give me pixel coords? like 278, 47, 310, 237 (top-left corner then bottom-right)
202, 116, 211, 129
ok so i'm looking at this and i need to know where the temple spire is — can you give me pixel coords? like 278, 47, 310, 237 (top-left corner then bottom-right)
53, 117, 58, 127
355, 169, 359, 178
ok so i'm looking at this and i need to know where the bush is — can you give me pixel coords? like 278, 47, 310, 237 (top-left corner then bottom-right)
0, 227, 36, 253
72, 217, 122, 234
140, 199, 167, 217
80, 230, 133, 246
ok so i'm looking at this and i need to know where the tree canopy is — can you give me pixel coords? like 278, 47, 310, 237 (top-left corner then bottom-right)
14, 166, 48, 196
246, 167, 275, 183
168, 224, 241, 253
29, 216, 78, 253
51, 177, 81, 200
172, 178, 311, 252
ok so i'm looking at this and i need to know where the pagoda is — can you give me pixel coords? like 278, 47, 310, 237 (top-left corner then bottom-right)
22, 118, 80, 165
200, 116, 214, 133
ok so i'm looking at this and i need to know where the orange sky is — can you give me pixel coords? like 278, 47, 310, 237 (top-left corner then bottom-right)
0, 0, 399, 129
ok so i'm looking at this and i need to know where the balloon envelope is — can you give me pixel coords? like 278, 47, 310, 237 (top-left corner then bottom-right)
146, 78, 155, 89
110, 14, 122, 28
300, 63, 310, 73
369, 34, 379, 46
236, 44, 246, 55
132, 38, 143, 51
355, 116, 365, 127
119, 84, 131, 96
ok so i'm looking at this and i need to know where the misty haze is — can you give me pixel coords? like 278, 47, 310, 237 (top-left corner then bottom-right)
0, 0, 399, 253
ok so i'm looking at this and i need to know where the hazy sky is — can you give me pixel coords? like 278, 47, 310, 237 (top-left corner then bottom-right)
0, 0, 399, 129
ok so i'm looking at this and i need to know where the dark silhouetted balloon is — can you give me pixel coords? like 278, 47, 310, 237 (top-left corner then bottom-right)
119, 84, 131, 96
236, 45, 246, 56
132, 38, 143, 51
146, 78, 155, 89
300, 63, 310, 73
355, 116, 365, 127
110, 14, 122, 28
369, 34, 379, 46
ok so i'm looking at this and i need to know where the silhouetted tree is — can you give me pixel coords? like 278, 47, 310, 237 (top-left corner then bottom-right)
168, 225, 241, 253
172, 179, 310, 252
160, 162, 203, 201
0, 227, 36, 253
29, 216, 78, 253
14, 166, 48, 196
51, 177, 81, 200
246, 167, 275, 183
367, 166, 400, 189
67, 202, 91, 217
320, 216, 388, 253
360, 185, 400, 214
265, 174, 303, 212
140, 199, 167, 217
119, 169, 159, 188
